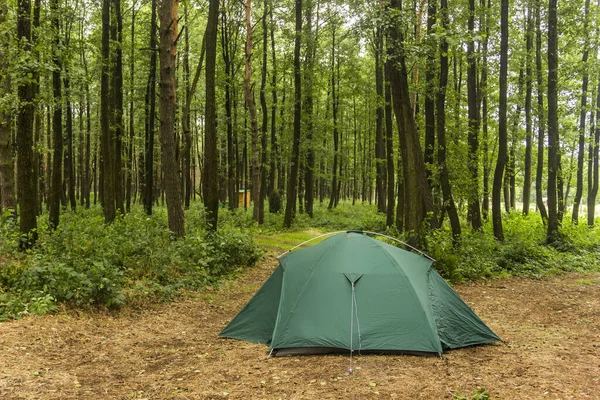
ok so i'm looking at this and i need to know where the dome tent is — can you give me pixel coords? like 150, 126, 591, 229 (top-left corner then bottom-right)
219, 231, 500, 356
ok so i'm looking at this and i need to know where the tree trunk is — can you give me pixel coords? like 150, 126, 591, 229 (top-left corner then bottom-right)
467, 0, 482, 231
535, 0, 548, 223
64, 68, 76, 211
437, 0, 461, 245
304, 0, 316, 218
385, 58, 395, 227
269, 6, 278, 198
244, 0, 260, 222
480, 0, 490, 220
389, 0, 438, 247
546, 0, 560, 243
100, 0, 116, 223
374, 27, 386, 213
204, 0, 220, 231
588, 76, 599, 226
523, 6, 534, 215
327, 21, 339, 210
126, 2, 136, 212
258, 0, 269, 223
49, 0, 64, 229
143, 0, 157, 215
158, 0, 185, 237
572, 0, 591, 224
283, 0, 302, 228
492, 0, 508, 241
113, 0, 124, 214
423, 0, 435, 191
0, 0, 15, 217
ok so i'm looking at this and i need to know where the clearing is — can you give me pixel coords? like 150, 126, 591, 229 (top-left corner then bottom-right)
1, 234, 599, 399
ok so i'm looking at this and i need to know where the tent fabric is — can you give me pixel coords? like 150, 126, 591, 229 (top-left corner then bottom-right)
219, 232, 500, 355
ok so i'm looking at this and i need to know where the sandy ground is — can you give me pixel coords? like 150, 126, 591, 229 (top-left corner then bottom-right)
0, 256, 599, 400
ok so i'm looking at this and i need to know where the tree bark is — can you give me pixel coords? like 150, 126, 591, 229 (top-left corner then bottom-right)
258, 0, 269, 223
546, 0, 560, 243
221, 7, 236, 210
327, 20, 339, 210
523, 6, 534, 215
204, 0, 220, 231
113, 0, 124, 214
283, 0, 302, 228
0, 0, 15, 217
572, 0, 591, 223
480, 0, 490, 220
423, 0, 435, 191
126, 2, 136, 212
389, 0, 438, 247
244, 0, 260, 222
100, 0, 116, 223
535, 0, 548, 223
143, 0, 157, 215
437, 0, 461, 245
467, 0, 482, 230
49, 0, 64, 229
588, 76, 599, 226
268, 6, 278, 198
304, 0, 316, 218
492, 0, 508, 241
385, 58, 395, 227
374, 27, 386, 213
158, 0, 185, 237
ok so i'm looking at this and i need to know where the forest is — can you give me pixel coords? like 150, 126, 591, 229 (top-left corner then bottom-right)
0, 0, 600, 397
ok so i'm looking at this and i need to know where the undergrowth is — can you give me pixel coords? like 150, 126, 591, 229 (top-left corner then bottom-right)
0, 206, 261, 321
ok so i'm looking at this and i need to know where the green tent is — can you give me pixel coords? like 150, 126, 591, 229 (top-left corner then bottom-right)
220, 231, 500, 356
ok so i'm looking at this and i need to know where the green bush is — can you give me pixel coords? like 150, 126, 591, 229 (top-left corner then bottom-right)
0, 206, 261, 320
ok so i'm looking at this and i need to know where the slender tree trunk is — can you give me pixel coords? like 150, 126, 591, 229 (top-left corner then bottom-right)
572, 0, 591, 223
244, 0, 260, 222
506, 67, 524, 212
385, 58, 395, 227
304, 0, 316, 218
467, 0, 482, 230
100, 0, 116, 223
0, 0, 15, 217
204, 0, 219, 231
64, 68, 76, 211
492, 0, 509, 241
437, 0, 461, 245
126, 3, 136, 212
588, 75, 599, 226
113, 0, 124, 214
374, 28, 386, 213
523, 6, 534, 215
480, 0, 490, 220
49, 0, 64, 229
283, 0, 302, 228
32, 0, 40, 215
158, 0, 184, 236
423, 0, 435, 191
535, 0, 548, 223
258, 0, 269, 223
546, 0, 560, 242
221, 9, 237, 210
269, 7, 278, 198
143, 0, 157, 215
328, 21, 339, 210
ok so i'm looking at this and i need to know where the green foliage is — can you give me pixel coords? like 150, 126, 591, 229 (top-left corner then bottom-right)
453, 388, 491, 400
0, 206, 261, 320
428, 212, 600, 282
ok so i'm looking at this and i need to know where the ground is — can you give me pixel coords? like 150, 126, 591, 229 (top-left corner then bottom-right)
1, 241, 599, 399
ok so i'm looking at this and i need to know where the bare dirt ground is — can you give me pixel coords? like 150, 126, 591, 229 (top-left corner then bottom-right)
0, 256, 599, 400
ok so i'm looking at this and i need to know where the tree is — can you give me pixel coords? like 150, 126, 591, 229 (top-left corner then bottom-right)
535, 0, 548, 223
143, 0, 157, 216
523, 6, 534, 216
546, 0, 560, 243
283, 0, 302, 228
0, 0, 15, 218
100, 0, 116, 223
204, 0, 220, 231
467, 0, 482, 231
492, 0, 509, 241
437, 0, 461, 245
388, 0, 438, 246
571, 0, 591, 224
157, 0, 185, 237
17, 0, 38, 246
113, 0, 124, 214
588, 76, 599, 226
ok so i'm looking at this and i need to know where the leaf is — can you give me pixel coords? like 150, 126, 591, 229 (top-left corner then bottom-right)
369, 382, 377, 387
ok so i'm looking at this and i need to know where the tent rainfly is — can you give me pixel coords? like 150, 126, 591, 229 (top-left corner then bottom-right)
219, 231, 500, 356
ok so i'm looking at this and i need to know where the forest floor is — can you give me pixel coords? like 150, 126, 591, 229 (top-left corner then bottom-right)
0, 232, 599, 400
